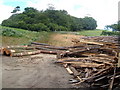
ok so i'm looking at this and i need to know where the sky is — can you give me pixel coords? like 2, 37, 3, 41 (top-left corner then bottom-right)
0, 0, 119, 29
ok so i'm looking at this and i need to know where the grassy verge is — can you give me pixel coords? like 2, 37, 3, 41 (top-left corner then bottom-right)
55, 29, 105, 36
78, 29, 104, 36
0, 26, 53, 46
1, 26, 117, 47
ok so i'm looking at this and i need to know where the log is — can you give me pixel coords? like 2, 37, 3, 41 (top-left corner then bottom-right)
31, 42, 50, 46
61, 47, 104, 57
71, 63, 104, 68
109, 67, 116, 90
36, 46, 68, 50
12, 50, 41, 56
79, 40, 104, 45
70, 66, 79, 76
94, 75, 107, 82
84, 67, 112, 82
3, 48, 15, 56
12, 50, 59, 56
58, 60, 105, 68
63, 64, 73, 75
118, 53, 120, 67
69, 66, 84, 82
98, 48, 117, 56
40, 50, 59, 54
57, 57, 114, 66
5, 45, 28, 49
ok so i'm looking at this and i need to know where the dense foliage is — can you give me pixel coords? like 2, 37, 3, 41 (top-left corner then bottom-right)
101, 30, 120, 36
2, 7, 97, 31
105, 21, 120, 31
1, 28, 23, 37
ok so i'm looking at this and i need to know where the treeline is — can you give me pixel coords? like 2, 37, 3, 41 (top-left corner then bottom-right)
101, 30, 120, 36
2, 7, 97, 31
105, 21, 120, 31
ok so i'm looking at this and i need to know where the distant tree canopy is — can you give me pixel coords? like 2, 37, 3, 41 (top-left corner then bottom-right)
105, 21, 120, 31
11, 6, 20, 13
2, 7, 97, 31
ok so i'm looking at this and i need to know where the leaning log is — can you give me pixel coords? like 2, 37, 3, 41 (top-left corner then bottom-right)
70, 66, 79, 76
63, 64, 73, 75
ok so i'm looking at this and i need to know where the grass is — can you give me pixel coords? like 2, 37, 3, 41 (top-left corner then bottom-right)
77, 29, 104, 36
0, 26, 53, 46
55, 29, 105, 36
0, 26, 113, 46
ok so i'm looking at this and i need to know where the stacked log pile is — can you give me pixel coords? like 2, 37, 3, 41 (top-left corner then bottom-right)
1, 44, 67, 57
56, 36, 120, 89
1, 36, 120, 89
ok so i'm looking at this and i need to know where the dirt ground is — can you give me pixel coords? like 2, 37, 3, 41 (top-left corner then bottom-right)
48, 33, 83, 47
2, 54, 74, 88
1, 33, 83, 88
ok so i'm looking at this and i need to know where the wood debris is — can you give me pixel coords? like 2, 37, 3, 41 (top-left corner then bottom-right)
1, 36, 120, 89
56, 36, 120, 89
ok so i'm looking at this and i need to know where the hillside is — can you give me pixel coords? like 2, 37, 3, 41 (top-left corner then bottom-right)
0, 26, 52, 46
1, 7, 97, 32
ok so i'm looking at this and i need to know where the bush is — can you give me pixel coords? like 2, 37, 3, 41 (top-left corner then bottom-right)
101, 30, 120, 36
2, 28, 23, 37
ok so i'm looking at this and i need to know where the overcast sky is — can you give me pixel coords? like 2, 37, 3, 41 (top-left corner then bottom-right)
0, 0, 119, 29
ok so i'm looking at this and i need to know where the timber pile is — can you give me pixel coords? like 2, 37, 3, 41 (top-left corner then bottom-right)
1, 43, 67, 57
56, 36, 120, 89
1, 36, 120, 89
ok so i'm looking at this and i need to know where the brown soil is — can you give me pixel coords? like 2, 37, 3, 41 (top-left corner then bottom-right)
48, 33, 83, 47
2, 54, 73, 88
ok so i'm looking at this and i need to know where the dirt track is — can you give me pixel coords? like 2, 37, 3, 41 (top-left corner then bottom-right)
2, 54, 73, 88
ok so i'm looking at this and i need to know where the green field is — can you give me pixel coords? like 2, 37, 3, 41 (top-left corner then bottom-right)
78, 29, 104, 36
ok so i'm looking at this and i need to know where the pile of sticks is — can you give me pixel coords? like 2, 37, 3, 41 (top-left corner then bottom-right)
56, 36, 120, 89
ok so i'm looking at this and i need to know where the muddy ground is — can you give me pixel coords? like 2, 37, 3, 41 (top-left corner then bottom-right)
2, 54, 74, 88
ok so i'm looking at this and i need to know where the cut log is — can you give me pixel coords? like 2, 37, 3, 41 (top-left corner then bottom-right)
12, 50, 41, 56
79, 39, 104, 45
40, 50, 59, 54
5, 45, 28, 49
63, 64, 73, 75
70, 66, 79, 76
3, 48, 16, 56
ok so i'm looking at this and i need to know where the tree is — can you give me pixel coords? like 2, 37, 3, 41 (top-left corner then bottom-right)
82, 17, 97, 30
105, 21, 120, 31
47, 4, 55, 10
11, 6, 20, 13
2, 7, 98, 32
